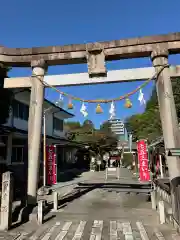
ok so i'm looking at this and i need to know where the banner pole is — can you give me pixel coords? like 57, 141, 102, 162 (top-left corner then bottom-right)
137, 139, 150, 182
53, 145, 57, 185
136, 140, 139, 178
43, 112, 46, 187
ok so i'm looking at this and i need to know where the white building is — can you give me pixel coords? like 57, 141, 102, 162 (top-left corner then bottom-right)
0, 88, 74, 166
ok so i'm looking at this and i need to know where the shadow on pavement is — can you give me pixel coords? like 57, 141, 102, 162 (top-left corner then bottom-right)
46, 181, 152, 213
11, 180, 152, 229
43, 214, 56, 224
46, 185, 97, 215
11, 170, 152, 228
11, 203, 35, 229
10, 168, 90, 229
56, 168, 89, 183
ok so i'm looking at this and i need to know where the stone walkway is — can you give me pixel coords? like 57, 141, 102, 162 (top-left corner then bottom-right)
0, 219, 179, 240
10, 219, 179, 240
51, 170, 97, 191
38, 170, 100, 202
0, 169, 179, 239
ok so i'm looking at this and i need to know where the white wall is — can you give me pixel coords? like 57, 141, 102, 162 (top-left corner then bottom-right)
13, 118, 28, 131
5, 91, 30, 131
4, 90, 72, 139
42, 112, 65, 138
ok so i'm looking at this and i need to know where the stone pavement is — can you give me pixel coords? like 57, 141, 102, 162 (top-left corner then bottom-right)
51, 170, 98, 193
1, 168, 179, 239
51, 170, 96, 191
38, 170, 100, 203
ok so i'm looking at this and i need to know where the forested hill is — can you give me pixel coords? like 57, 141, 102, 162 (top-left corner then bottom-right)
125, 78, 180, 143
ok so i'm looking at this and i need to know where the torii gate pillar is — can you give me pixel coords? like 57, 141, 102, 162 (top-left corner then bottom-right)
27, 59, 46, 205
151, 48, 180, 179
151, 48, 180, 221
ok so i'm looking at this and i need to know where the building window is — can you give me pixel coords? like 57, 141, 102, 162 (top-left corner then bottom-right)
53, 117, 63, 132
13, 100, 29, 121
42, 116, 44, 127
0, 136, 8, 163
0, 146, 7, 163
12, 146, 24, 163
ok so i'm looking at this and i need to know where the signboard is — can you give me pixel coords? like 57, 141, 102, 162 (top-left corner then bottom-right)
46, 145, 57, 185
109, 119, 125, 135
137, 140, 150, 182
166, 148, 180, 156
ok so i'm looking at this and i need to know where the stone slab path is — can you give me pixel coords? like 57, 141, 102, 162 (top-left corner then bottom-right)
0, 169, 179, 239
1, 219, 178, 240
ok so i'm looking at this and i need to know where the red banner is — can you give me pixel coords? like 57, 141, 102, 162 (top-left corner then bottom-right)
46, 145, 57, 185
137, 140, 150, 181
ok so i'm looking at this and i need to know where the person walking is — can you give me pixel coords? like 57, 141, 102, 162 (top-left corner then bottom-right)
103, 152, 110, 168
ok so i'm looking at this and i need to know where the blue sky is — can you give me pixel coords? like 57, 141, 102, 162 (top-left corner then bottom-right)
1, 0, 180, 128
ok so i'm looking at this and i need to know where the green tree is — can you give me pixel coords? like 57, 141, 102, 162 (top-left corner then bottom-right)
64, 120, 94, 142
64, 121, 81, 131
98, 121, 118, 149
125, 79, 180, 142
64, 119, 118, 149
82, 120, 94, 132
64, 121, 82, 141
172, 78, 180, 120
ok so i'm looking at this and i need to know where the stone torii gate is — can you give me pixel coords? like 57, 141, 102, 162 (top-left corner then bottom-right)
1, 32, 180, 206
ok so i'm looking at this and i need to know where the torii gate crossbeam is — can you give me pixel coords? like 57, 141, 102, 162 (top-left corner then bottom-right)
0, 32, 180, 212
4, 65, 180, 88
